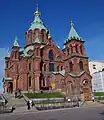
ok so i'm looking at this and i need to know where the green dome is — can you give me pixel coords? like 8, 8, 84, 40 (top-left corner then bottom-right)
29, 8, 48, 31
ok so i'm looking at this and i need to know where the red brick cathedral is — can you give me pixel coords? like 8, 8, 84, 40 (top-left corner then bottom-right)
3, 7, 92, 100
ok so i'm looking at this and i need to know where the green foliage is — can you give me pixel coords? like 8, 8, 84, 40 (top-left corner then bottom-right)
96, 96, 104, 100
25, 92, 64, 98
95, 92, 104, 96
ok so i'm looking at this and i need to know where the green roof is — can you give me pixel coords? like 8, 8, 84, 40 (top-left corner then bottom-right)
19, 45, 34, 57
29, 9, 48, 31
4, 77, 12, 80
69, 71, 85, 77
13, 36, 19, 47
64, 21, 83, 44
68, 21, 80, 40
53, 70, 65, 76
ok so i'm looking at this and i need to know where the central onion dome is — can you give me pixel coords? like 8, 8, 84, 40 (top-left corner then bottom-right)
29, 5, 48, 31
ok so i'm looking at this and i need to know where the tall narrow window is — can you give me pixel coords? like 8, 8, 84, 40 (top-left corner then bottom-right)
67, 48, 69, 55
49, 63, 54, 71
61, 66, 63, 70
69, 61, 73, 72
41, 30, 44, 42
36, 48, 39, 56
15, 51, 18, 59
79, 61, 84, 71
80, 45, 83, 54
29, 63, 31, 71
17, 65, 18, 73
43, 78, 45, 86
70, 45, 73, 53
57, 65, 60, 71
44, 64, 46, 71
49, 50, 54, 61
75, 44, 78, 53
6, 61, 9, 68
29, 76, 32, 87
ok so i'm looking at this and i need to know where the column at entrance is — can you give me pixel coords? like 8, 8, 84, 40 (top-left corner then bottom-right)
13, 78, 16, 91
35, 74, 40, 91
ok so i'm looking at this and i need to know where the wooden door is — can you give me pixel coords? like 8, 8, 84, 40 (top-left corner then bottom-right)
83, 87, 91, 101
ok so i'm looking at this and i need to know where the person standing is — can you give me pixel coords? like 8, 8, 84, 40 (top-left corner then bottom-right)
27, 101, 31, 110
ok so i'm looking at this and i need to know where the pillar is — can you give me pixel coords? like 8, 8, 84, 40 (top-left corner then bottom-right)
35, 75, 40, 91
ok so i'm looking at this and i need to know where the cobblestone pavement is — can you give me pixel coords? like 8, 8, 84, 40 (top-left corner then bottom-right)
0, 106, 104, 120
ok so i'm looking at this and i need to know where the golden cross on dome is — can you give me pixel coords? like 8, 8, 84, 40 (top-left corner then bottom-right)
70, 21, 74, 27
36, 4, 38, 11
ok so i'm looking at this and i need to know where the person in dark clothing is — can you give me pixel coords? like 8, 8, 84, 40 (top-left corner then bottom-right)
31, 101, 34, 107
11, 106, 16, 112
27, 101, 31, 110
41, 90, 43, 93
15, 91, 17, 98
5, 99, 8, 105
92, 96, 95, 102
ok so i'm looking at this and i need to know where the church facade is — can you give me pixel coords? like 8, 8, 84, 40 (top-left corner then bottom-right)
3, 7, 92, 100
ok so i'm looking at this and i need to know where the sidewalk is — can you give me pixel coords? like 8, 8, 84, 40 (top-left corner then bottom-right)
14, 106, 37, 113
81, 101, 104, 107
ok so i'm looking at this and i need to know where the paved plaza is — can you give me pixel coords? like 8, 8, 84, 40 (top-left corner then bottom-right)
0, 106, 104, 120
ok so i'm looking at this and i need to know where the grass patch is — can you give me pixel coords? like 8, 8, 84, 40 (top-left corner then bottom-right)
95, 92, 104, 96
25, 92, 64, 98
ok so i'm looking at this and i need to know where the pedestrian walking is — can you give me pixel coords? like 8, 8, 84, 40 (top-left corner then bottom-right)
92, 96, 95, 102
31, 101, 34, 107
27, 101, 31, 110
15, 91, 17, 98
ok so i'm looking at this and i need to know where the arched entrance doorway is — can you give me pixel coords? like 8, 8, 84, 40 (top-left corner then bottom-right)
67, 81, 73, 97
7, 82, 13, 93
82, 80, 91, 101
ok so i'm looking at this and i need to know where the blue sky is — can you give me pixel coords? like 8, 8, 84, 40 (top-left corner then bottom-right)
0, 0, 104, 90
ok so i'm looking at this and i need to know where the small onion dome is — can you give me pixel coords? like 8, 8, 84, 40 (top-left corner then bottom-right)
48, 33, 52, 39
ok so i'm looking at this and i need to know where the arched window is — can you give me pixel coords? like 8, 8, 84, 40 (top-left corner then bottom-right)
17, 65, 18, 73
6, 61, 9, 68
69, 61, 73, 72
75, 44, 78, 53
15, 51, 18, 59
44, 64, 46, 71
80, 45, 83, 54
49, 63, 54, 71
57, 65, 60, 71
61, 66, 63, 70
28, 76, 32, 87
29, 63, 31, 71
43, 77, 45, 86
36, 48, 39, 56
67, 48, 69, 55
49, 50, 54, 61
41, 30, 44, 42
102, 68, 104, 71
79, 61, 84, 71
70, 45, 73, 53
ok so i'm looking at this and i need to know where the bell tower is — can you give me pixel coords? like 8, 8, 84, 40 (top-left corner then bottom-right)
63, 21, 92, 101
64, 21, 90, 74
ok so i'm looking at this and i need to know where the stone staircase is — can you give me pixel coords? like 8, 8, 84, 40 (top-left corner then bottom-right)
3, 93, 27, 108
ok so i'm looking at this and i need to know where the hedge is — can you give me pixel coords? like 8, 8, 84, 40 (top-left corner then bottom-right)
25, 92, 64, 98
